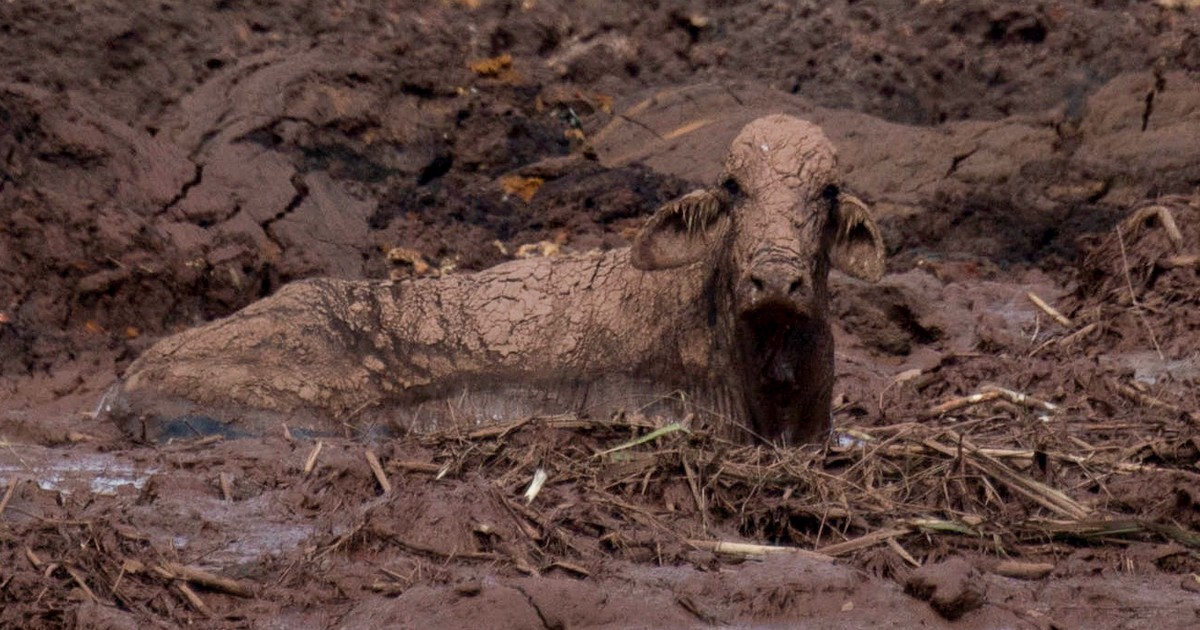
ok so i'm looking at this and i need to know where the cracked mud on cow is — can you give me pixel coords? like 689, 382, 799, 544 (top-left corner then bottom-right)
3, 1, 1200, 628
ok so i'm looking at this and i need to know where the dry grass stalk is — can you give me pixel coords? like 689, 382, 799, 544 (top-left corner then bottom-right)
385, 391, 1199, 576
687, 539, 832, 562
929, 434, 1089, 520
1026, 292, 1073, 326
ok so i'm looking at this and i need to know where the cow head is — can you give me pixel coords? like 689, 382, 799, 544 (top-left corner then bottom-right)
630, 114, 886, 444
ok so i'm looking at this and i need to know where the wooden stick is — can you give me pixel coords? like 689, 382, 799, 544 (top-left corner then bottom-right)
303, 440, 324, 475
175, 581, 213, 617
0, 477, 17, 516
925, 390, 1000, 416
218, 473, 233, 502
158, 562, 255, 598
498, 494, 543, 541
1143, 205, 1184, 247
24, 546, 43, 569
1111, 379, 1185, 414
927, 386, 1058, 417
1026, 292, 1073, 327
389, 460, 444, 474
1162, 254, 1199, 269
546, 561, 591, 577
687, 539, 833, 562
979, 385, 1060, 413
887, 536, 921, 567
365, 449, 392, 495
169, 434, 222, 449
1058, 322, 1098, 348
992, 560, 1054, 580
63, 564, 103, 604
513, 556, 538, 576
369, 581, 406, 595
818, 528, 911, 557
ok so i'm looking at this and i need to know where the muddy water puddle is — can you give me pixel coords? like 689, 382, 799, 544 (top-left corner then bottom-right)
0, 443, 316, 567
0, 447, 154, 496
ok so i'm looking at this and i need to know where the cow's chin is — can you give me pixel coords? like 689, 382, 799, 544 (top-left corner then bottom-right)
737, 300, 821, 387
736, 300, 828, 444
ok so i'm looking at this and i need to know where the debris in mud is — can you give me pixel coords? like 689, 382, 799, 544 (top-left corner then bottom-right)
1072, 195, 1200, 362
6, 405, 1200, 626
1076, 196, 1200, 310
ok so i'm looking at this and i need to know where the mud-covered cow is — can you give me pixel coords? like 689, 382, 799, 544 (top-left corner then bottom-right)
108, 115, 886, 445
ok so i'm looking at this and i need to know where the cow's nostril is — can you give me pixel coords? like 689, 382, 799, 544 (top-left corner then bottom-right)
788, 278, 805, 294
750, 276, 765, 291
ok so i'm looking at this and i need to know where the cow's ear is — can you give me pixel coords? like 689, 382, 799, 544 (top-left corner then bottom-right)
830, 193, 886, 282
631, 189, 731, 270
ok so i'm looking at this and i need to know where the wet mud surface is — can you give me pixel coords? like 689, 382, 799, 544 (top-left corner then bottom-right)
3, 1, 1200, 628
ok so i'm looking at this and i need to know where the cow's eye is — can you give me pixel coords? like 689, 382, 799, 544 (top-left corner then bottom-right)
721, 177, 741, 196
821, 184, 840, 205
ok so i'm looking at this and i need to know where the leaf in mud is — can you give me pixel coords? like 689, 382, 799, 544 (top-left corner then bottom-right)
500, 175, 545, 203
468, 53, 520, 82
595, 423, 689, 458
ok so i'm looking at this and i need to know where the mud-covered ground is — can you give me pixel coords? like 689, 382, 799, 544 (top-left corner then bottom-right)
3, 1, 1200, 628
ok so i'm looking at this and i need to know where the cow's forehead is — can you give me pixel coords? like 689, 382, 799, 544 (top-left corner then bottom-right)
725, 115, 837, 191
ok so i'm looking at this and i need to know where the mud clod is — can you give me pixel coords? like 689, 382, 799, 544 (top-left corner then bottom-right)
905, 558, 986, 621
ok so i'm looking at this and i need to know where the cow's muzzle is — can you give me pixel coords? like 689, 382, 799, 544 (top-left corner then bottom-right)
745, 259, 811, 307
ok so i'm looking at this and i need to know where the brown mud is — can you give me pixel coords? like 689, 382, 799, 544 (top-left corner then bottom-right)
3, 1, 1200, 628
